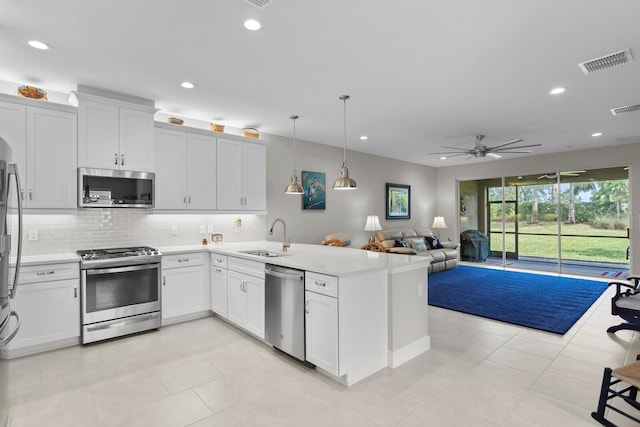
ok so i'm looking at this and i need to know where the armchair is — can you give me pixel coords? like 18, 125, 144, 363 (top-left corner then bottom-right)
607, 276, 640, 333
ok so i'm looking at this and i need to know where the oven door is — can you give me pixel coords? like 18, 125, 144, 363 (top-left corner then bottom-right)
81, 263, 161, 325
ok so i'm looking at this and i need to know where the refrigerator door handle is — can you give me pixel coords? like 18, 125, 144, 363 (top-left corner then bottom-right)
8, 163, 23, 299
0, 311, 20, 345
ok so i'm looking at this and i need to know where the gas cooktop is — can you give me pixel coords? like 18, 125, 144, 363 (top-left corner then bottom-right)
78, 246, 161, 268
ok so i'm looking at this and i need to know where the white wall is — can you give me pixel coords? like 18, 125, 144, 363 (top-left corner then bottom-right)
435, 143, 640, 271
262, 133, 438, 247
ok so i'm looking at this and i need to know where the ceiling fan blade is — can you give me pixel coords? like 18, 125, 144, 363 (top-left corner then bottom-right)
492, 143, 542, 151
439, 153, 471, 158
490, 150, 533, 154
487, 138, 524, 150
428, 150, 471, 155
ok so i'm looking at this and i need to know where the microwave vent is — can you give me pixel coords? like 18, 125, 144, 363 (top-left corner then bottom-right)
578, 48, 633, 75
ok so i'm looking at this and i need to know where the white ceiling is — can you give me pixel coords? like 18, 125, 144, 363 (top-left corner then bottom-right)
1, 0, 639, 167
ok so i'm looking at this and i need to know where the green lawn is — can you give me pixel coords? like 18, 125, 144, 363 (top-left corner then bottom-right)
489, 221, 628, 263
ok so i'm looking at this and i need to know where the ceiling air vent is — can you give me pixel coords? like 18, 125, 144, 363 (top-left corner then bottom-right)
610, 104, 640, 116
244, 0, 272, 8
578, 48, 634, 74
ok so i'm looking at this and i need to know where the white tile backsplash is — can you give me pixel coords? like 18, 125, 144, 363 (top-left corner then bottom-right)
20, 210, 267, 255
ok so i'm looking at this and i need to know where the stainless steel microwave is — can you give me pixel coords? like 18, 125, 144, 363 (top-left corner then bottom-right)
78, 168, 155, 208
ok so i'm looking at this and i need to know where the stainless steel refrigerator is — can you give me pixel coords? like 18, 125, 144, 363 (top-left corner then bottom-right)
0, 136, 23, 348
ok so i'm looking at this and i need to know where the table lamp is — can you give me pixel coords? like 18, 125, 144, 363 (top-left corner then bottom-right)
431, 216, 447, 240
364, 215, 382, 242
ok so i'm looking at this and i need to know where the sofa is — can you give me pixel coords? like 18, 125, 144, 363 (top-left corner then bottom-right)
375, 228, 459, 273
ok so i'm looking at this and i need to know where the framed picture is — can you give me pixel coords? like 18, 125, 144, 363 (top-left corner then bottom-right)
302, 171, 326, 210
386, 183, 410, 219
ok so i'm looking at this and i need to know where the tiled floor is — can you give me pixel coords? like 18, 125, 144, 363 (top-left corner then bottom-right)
2, 285, 640, 427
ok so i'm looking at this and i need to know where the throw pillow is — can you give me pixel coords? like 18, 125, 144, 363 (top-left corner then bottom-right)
394, 239, 409, 248
425, 236, 444, 249
410, 238, 427, 252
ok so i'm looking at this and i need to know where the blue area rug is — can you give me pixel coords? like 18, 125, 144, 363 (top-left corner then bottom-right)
428, 265, 608, 334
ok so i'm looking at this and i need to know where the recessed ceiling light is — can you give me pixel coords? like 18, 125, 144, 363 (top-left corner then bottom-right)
360, 135, 368, 140
592, 132, 603, 137
549, 87, 566, 95
28, 40, 51, 50
243, 19, 262, 31
439, 156, 447, 160
181, 82, 195, 89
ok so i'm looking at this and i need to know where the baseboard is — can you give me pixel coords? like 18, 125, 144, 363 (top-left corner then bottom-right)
387, 335, 431, 368
0, 337, 80, 359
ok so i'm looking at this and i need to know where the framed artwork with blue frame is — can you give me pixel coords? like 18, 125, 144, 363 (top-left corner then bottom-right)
302, 171, 326, 210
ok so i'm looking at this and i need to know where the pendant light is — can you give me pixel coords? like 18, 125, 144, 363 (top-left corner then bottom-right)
284, 114, 304, 194
333, 94, 357, 190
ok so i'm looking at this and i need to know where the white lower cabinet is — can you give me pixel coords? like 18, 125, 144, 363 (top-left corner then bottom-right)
161, 252, 208, 324
1, 262, 80, 358
304, 270, 388, 385
305, 290, 338, 375
210, 254, 228, 318
226, 257, 265, 339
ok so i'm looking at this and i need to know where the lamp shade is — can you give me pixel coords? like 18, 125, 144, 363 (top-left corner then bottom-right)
364, 215, 382, 231
431, 216, 447, 229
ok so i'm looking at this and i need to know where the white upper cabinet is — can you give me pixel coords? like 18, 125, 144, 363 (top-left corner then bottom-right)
216, 137, 266, 211
26, 107, 77, 208
154, 126, 217, 210
0, 96, 77, 209
77, 93, 155, 172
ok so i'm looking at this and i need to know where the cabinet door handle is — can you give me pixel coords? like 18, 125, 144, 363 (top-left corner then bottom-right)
74, 285, 78, 298
178, 258, 189, 263
20, 189, 24, 201
305, 300, 309, 314
188, 196, 191, 204
183, 196, 187, 204
114, 153, 118, 165
37, 270, 55, 276
215, 268, 223, 273
314, 280, 326, 287
28, 189, 33, 201
162, 276, 166, 286
121, 154, 125, 166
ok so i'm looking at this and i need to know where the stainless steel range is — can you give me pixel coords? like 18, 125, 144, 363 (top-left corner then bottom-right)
78, 246, 162, 344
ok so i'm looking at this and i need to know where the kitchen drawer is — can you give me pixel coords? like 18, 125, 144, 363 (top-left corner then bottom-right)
305, 272, 338, 298
162, 252, 205, 269
211, 253, 228, 269
228, 256, 264, 279
13, 262, 80, 284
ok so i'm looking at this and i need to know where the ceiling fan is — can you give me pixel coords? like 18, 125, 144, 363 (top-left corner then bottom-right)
430, 135, 541, 159
538, 171, 585, 179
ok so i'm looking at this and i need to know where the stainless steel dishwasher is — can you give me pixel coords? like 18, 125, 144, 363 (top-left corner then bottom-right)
264, 264, 306, 362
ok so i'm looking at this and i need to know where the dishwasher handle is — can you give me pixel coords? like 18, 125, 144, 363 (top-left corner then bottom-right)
264, 265, 304, 281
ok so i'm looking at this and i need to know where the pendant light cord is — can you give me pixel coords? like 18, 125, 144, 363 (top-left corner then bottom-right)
340, 95, 350, 166
290, 114, 298, 171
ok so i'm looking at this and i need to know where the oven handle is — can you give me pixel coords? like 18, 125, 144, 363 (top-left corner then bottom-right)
85, 263, 160, 276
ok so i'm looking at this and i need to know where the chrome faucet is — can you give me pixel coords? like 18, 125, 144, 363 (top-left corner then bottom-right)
269, 218, 290, 252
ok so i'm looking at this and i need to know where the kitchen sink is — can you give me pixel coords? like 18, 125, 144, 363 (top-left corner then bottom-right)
239, 249, 285, 258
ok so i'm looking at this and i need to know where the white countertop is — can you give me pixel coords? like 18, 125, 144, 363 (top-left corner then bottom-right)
12, 242, 430, 276
160, 241, 430, 276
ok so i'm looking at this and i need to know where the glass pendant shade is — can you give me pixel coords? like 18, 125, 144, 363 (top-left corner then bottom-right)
333, 94, 357, 190
284, 114, 304, 194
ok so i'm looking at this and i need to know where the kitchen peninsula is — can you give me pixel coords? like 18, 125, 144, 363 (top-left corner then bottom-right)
164, 241, 432, 386
3, 242, 431, 387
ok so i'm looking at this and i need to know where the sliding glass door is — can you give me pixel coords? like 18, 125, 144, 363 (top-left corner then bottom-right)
459, 166, 629, 277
